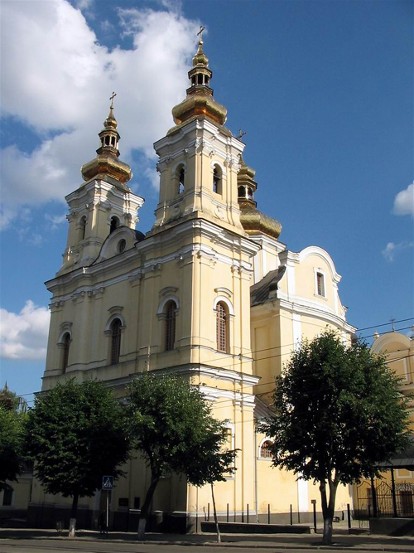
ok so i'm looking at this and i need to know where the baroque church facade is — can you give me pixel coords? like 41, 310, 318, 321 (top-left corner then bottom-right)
29, 37, 356, 530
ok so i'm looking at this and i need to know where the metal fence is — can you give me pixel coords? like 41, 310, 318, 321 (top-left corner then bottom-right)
354, 480, 414, 519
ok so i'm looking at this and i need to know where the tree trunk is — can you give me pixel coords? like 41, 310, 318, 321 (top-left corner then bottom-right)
319, 479, 338, 545
137, 476, 159, 539
211, 482, 221, 543
68, 493, 79, 537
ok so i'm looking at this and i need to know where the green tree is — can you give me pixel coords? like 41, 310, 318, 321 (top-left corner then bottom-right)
0, 386, 27, 491
259, 331, 411, 545
126, 373, 236, 539
26, 379, 130, 535
186, 426, 237, 543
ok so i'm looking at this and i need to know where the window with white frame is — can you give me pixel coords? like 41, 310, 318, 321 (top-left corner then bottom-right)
164, 300, 177, 351
213, 164, 222, 194
61, 332, 71, 373
178, 165, 185, 194
259, 439, 274, 459
316, 271, 326, 297
216, 301, 229, 353
110, 318, 122, 365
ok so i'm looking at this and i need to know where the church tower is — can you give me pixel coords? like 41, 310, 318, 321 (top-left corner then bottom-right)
133, 33, 261, 522
152, 37, 244, 233
60, 95, 143, 273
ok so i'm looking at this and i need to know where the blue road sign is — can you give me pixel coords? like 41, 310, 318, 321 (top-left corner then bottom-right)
102, 476, 114, 490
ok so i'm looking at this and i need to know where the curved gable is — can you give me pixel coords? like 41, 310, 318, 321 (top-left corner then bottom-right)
95, 226, 141, 263
298, 246, 341, 284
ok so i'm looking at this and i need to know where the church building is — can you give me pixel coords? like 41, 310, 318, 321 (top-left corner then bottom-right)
28, 36, 355, 530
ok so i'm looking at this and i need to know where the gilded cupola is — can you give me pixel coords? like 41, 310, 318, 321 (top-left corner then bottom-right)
238, 159, 282, 240
171, 30, 227, 129
81, 93, 132, 185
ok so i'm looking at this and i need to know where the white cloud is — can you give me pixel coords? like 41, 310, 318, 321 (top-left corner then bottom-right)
382, 241, 414, 262
0, 0, 199, 229
393, 183, 414, 217
0, 301, 50, 360
45, 213, 68, 229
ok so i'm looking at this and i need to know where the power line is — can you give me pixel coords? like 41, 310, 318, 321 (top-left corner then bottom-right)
7, 317, 413, 400
355, 317, 414, 333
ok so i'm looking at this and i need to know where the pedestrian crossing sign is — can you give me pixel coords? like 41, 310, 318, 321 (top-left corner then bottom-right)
102, 476, 114, 490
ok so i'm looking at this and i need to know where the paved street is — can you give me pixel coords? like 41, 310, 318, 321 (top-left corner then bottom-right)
1, 528, 414, 553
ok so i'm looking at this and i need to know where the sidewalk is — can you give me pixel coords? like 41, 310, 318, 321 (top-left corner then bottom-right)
1, 527, 414, 551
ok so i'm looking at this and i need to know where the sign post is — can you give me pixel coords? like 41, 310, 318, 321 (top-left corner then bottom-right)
102, 476, 114, 532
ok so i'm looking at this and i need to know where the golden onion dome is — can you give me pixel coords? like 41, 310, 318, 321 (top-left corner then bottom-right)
81, 94, 132, 185
239, 204, 282, 240
238, 158, 282, 240
171, 35, 227, 128
81, 156, 132, 185
192, 40, 209, 67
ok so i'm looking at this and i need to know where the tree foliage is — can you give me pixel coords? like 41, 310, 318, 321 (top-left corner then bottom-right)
26, 379, 130, 522
126, 373, 236, 538
0, 386, 27, 491
185, 423, 237, 543
259, 331, 411, 544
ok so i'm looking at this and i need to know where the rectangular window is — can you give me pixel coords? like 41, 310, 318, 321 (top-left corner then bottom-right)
2, 487, 13, 506
316, 272, 325, 297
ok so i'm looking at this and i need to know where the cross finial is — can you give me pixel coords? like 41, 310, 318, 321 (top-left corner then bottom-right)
109, 91, 117, 109
197, 25, 205, 41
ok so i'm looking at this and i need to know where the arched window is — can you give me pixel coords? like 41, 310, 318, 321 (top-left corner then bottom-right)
80, 216, 87, 240
110, 318, 122, 365
110, 216, 120, 234
61, 332, 71, 373
259, 439, 273, 459
213, 165, 222, 194
238, 185, 246, 199
216, 301, 229, 353
178, 166, 185, 194
118, 239, 126, 253
165, 300, 177, 351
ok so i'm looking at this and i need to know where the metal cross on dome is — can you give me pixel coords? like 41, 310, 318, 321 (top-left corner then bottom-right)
109, 91, 117, 108
197, 26, 205, 40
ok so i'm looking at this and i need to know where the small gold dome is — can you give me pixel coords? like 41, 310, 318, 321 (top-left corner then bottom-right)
81, 95, 132, 185
192, 40, 209, 67
239, 204, 282, 240
237, 158, 282, 240
81, 156, 132, 184
170, 37, 227, 128
172, 93, 227, 127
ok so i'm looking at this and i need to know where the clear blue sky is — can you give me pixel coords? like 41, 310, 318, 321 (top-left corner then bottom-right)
1, 0, 413, 405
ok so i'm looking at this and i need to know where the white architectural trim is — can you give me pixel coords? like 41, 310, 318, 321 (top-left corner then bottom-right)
299, 245, 341, 284
213, 296, 235, 316
157, 295, 180, 314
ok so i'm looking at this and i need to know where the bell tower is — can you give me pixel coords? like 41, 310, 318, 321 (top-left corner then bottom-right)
140, 33, 261, 523
59, 94, 144, 274
152, 35, 245, 234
